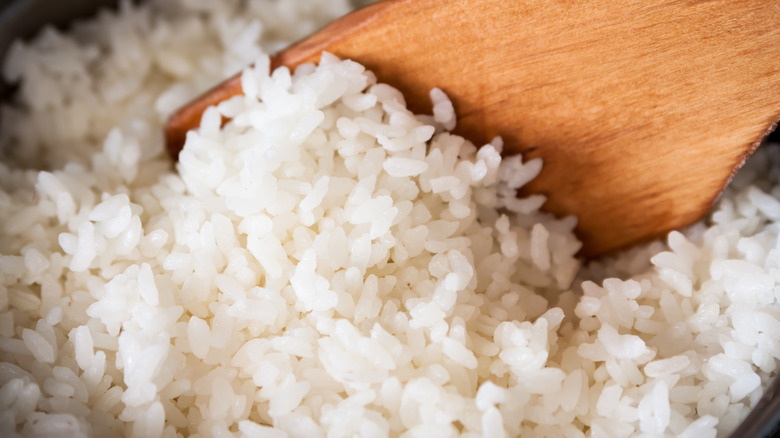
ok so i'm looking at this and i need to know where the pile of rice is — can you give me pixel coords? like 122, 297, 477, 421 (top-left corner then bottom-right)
1, 1, 779, 437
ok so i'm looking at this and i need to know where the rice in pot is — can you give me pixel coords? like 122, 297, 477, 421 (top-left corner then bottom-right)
1, 1, 779, 437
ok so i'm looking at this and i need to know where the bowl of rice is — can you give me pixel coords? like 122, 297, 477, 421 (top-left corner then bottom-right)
1, 0, 780, 437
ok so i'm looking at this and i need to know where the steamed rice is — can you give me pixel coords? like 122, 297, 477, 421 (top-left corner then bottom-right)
1, 1, 779, 437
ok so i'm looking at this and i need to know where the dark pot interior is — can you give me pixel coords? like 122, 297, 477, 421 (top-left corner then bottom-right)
0, 0, 118, 100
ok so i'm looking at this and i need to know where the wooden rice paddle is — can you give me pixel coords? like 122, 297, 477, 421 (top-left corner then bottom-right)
165, 0, 780, 257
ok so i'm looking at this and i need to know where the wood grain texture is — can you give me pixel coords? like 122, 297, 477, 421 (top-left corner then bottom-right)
165, 0, 780, 256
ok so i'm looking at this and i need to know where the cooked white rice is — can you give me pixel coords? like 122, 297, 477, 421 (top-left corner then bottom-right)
1, 1, 779, 437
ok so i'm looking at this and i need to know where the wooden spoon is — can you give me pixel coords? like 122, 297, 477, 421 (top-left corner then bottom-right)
164, 0, 780, 257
